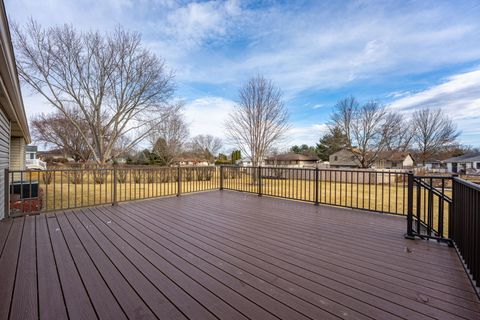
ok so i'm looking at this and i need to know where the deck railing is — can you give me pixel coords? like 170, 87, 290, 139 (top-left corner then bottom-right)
450, 178, 480, 291
405, 175, 453, 240
222, 165, 409, 215
7, 166, 218, 216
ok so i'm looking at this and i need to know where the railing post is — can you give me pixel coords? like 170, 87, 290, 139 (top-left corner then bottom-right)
112, 165, 118, 206
177, 165, 182, 196
219, 166, 224, 190
4, 168, 9, 219
258, 166, 262, 196
314, 166, 319, 205
405, 172, 415, 239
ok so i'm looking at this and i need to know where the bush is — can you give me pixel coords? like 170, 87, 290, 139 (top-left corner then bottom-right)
147, 171, 155, 183
93, 170, 107, 184
133, 170, 142, 183
117, 169, 128, 183
183, 168, 194, 181
67, 171, 84, 184
42, 171, 53, 185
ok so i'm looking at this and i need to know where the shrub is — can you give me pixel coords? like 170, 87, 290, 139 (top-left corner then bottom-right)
93, 170, 107, 184
117, 169, 128, 183
183, 168, 194, 181
133, 170, 142, 183
146, 171, 155, 183
67, 171, 84, 184
42, 171, 53, 185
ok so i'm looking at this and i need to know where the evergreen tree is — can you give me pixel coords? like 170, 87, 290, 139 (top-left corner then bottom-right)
316, 127, 349, 161
231, 150, 241, 164
290, 144, 316, 155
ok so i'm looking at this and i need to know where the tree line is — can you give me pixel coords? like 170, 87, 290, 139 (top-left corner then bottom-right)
290, 97, 461, 167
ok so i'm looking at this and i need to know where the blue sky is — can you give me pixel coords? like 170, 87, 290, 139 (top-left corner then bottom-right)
6, 0, 480, 150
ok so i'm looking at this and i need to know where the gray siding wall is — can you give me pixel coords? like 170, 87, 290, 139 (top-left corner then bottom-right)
0, 108, 10, 220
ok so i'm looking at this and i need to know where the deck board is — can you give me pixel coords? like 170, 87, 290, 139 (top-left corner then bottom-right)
0, 217, 24, 320
35, 215, 68, 320
0, 190, 479, 320
46, 213, 98, 320
10, 216, 37, 320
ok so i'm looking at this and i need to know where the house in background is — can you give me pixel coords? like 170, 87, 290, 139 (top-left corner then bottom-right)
330, 148, 415, 169
26, 144, 37, 160
0, 2, 31, 219
25, 145, 47, 170
374, 151, 415, 169
444, 153, 480, 174
265, 153, 319, 168
329, 149, 362, 168
236, 157, 265, 167
37, 148, 74, 163
178, 157, 211, 166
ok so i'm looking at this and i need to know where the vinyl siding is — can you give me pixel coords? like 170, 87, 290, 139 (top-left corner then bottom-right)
9, 137, 25, 170
0, 108, 10, 220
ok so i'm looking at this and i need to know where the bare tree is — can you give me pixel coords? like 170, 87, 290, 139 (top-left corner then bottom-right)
225, 75, 289, 174
381, 112, 414, 152
350, 101, 391, 168
149, 103, 189, 166
331, 97, 415, 167
188, 135, 222, 161
412, 108, 460, 164
31, 109, 92, 162
330, 96, 357, 147
13, 21, 175, 163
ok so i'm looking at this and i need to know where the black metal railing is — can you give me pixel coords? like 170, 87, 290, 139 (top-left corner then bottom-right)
451, 178, 480, 290
406, 175, 453, 240
7, 166, 218, 217
221, 165, 409, 215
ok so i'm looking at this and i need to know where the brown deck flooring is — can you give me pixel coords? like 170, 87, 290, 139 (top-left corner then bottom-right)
0, 190, 479, 320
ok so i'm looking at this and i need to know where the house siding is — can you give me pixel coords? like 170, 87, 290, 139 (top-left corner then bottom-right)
9, 137, 25, 170
0, 107, 10, 220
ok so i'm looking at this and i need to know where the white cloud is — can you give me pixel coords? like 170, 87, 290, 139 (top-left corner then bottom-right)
8, 1, 480, 95
183, 96, 235, 139
285, 123, 328, 148
390, 68, 480, 145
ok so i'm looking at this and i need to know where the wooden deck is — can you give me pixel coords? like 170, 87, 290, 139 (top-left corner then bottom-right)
0, 190, 479, 320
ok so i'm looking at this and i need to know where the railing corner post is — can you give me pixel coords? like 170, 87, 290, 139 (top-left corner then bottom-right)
177, 165, 182, 197
314, 166, 319, 205
405, 171, 415, 239
258, 166, 262, 196
112, 165, 118, 206
219, 165, 224, 190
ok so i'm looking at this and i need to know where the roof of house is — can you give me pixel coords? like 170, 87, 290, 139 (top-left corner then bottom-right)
266, 153, 319, 161
26, 145, 38, 152
443, 153, 480, 163
377, 151, 414, 162
37, 148, 65, 155
0, 3, 30, 143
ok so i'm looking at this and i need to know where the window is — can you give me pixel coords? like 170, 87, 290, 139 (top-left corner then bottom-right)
391, 162, 397, 167
477, 162, 480, 169
334, 156, 338, 161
